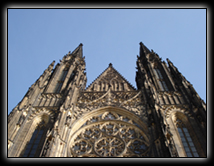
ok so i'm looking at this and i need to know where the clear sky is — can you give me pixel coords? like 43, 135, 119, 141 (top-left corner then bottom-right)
8, 9, 206, 115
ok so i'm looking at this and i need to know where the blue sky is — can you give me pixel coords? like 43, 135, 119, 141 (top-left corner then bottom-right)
8, 9, 206, 114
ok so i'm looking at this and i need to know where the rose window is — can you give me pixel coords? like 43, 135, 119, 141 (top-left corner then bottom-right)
69, 120, 149, 157
95, 136, 125, 157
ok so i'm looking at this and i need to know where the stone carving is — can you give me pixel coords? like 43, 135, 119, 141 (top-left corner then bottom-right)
70, 121, 149, 157
65, 115, 71, 126
95, 136, 125, 157
73, 90, 145, 121
17, 112, 27, 126
86, 65, 135, 92
78, 110, 144, 131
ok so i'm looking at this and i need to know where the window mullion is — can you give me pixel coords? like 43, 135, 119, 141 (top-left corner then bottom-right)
181, 127, 194, 157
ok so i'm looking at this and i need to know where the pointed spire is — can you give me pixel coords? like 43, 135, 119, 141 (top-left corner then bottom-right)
71, 43, 83, 58
62, 43, 83, 62
166, 58, 183, 82
139, 42, 151, 58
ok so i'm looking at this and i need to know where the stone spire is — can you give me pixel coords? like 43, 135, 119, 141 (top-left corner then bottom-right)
139, 42, 151, 58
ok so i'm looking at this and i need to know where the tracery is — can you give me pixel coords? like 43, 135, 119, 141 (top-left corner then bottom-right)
176, 119, 199, 157
69, 110, 149, 157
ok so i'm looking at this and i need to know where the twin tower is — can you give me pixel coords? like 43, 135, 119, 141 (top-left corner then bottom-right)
8, 42, 206, 157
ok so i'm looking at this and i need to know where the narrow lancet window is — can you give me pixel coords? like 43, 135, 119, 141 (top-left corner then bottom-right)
176, 119, 199, 157
153, 68, 168, 91
22, 121, 46, 157
53, 68, 68, 93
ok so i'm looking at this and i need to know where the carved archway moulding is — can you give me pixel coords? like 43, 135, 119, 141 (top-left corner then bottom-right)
27, 107, 55, 124
163, 105, 191, 120
69, 106, 148, 136
67, 106, 150, 157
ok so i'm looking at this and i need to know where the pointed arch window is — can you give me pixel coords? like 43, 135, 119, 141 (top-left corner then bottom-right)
176, 119, 199, 157
22, 121, 46, 157
53, 68, 68, 93
153, 68, 168, 91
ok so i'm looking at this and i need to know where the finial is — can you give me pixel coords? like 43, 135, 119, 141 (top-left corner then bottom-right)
79, 43, 83, 46
166, 58, 171, 64
48, 60, 55, 71
109, 63, 112, 67
50, 60, 55, 66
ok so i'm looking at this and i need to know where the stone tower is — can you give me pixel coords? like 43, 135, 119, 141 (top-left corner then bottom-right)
8, 42, 206, 157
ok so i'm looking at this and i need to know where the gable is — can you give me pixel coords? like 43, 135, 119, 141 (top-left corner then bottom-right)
86, 63, 136, 92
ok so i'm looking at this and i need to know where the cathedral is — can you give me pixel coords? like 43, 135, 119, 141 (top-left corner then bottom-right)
8, 42, 206, 157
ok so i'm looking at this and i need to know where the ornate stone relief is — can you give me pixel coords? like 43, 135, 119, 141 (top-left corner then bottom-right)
80, 110, 143, 130
27, 107, 56, 124
34, 93, 63, 107
73, 90, 146, 121
163, 105, 191, 120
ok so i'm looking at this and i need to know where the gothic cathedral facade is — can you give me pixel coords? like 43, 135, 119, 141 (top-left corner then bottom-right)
8, 42, 206, 157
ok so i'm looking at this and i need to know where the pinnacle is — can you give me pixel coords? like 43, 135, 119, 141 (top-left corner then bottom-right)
109, 63, 113, 67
